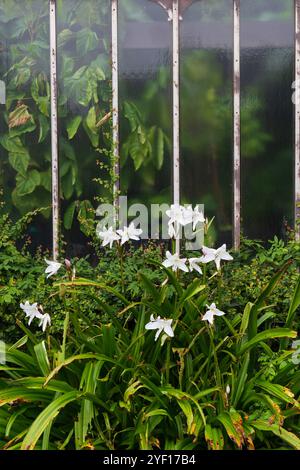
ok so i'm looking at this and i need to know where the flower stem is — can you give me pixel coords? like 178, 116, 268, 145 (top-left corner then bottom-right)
117, 244, 125, 294
62, 311, 69, 361
208, 325, 224, 412
165, 341, 171, 384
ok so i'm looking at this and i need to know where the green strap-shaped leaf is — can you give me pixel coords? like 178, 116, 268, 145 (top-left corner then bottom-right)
21, 391, 80, 450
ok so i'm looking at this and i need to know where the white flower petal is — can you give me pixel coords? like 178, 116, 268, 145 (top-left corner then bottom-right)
202, 311, 214, 325
163, 324, 174, 338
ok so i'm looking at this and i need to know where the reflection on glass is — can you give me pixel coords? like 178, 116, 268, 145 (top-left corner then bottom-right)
119, 0, 172, 216
181, 0, 233, 245
241, 0, 293, 240
0, 0, 51, 250
57, 0, 111, 256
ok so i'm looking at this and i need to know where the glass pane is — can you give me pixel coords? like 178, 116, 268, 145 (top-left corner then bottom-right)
119, 0, 172, 223
57, 0, 111, 257
181, 0, 233, 245
0, 0, 51, 250
241, 0, 294, 240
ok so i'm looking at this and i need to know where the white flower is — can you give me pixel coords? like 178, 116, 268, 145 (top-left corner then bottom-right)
166, 204, 185, 226
162, 251, 189, 272
117, 222, 143, 245
166, 204, 185, 239
181, 206, 194, 226
166, 204, 205, 239
145, 314, 174, 342
226, 385, 231, 395
192, 205, 205, 230
168, 222, 177, 239
97, 225, 120, 248
202, 303, 225, 325
38, 313, 51, 332
45, 259, 62, 278
188, 258, 203, 275
200, 244, 233, 271
20, 301, 42, 326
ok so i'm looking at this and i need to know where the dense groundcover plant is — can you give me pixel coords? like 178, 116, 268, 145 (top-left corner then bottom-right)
0, 206, 300, 450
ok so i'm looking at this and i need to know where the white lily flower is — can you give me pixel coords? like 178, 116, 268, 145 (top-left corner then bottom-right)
168, 222, 178, 239
145, 314, 174, 342
166, 204, 185, 226
20, 301, 42, 326
117, 222, 143, 245
45, 259, 62, 278
202, 303, 225, 325
200, 244, 233, 271
166, 204, 184, 239
97, 225, 120, 248
188, 258, 203, 275
38, 313, 51, 332
192, 205, 205, 230
181, 205, 194, 226
162, 251, 189, 272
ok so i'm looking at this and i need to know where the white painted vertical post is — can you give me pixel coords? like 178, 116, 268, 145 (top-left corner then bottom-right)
295, 0, 300, 240
49, 0, 59, 260
173, 0, 180, 253
112, 0, 120, 223
233, 0, 241, 250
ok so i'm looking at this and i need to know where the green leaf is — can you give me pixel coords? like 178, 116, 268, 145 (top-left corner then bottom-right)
251, 419, 300, 450
239, 302, 253, 338
149, 126, 164, 170
238, 328, 297, 355
15, 170, 41, 196
66, 116, 82, 140
57, 29, 73, 48
217, 411, 243, 449
43, 353, 119, 388
84, 107, 99, 147
8, 152, 30, 177
21, 391, 80, 450
232, 353, 249, 408
40, 170, 51, 192
0, 135, 30, 177
34, 341, 50, 377
61, 171, 75, 199
285, 275, 300, 329
64, 201, 77, 230
0, 388, 53, 407
248, 261, 291, 341
76, 28, 99, 56
255, 381, 297, 405
38, 114, 50, 143
205, 424, 224, 450
0, 134, 29, 154
178, 279, 206, 306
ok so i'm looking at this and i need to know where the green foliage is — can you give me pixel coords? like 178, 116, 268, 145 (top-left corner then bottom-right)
0, 1, 170, 234
0, 229, 299, 450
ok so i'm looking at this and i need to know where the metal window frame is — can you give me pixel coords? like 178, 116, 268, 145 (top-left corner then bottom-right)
47, 0, 299, 257
111, 0, 120, 221
49, 0, 59, 260
172, 0, 181, 253
295, 0, 300, 240
233, 0, 241, 250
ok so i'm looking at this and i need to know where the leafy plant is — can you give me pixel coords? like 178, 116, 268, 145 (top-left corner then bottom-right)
0, 247, 299, 450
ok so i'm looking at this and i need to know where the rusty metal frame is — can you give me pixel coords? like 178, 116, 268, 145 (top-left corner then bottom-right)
233, 0, 241, 249
172, 0, 180, 253
49, 0, 59, 260
295, 0, 300, 240
111, 0, 120, 221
